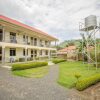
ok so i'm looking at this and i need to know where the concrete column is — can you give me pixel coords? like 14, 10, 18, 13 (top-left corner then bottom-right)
37, 38, 40, 46
25, 47, 27, 62
55, 41, 57, 46
37, 50, 40, 60
2, 26, 5, 42
2, 46, 5, 64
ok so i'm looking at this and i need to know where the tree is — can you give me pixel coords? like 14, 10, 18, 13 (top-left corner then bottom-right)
77, 33, 94, 61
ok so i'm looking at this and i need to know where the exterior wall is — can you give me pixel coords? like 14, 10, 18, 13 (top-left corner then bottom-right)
4, 47, 50, 62
5, 31, 9, 43
5, 47, 27, 62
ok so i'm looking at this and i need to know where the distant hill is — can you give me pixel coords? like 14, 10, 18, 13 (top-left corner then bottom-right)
57, 38, 100, 50
58, 39, 81, 49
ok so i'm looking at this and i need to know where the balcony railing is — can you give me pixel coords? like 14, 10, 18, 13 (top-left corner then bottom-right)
34, 42, 37, 46
10, 39, 17, 43
1, 38, 53, 48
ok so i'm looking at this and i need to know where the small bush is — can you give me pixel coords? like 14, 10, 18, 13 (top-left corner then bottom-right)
52, 59, 66, 64
12, 62, 48, 71
76, 74, 100, 91
74, 73, 81, 80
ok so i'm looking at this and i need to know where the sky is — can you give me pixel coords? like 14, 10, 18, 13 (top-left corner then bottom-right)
0, 0, 100, 42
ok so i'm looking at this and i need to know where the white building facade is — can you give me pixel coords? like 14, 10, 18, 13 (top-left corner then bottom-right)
0, 15, 58, 64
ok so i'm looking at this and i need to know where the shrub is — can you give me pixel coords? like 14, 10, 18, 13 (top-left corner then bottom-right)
74, 73, 81, 80
76, 74, 100, 91
12, 62, 48, 71
52, 59, 66, 64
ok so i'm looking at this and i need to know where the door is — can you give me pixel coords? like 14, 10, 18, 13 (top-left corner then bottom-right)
31, 50, 33, 57
10, 32, 16, 43
31, 37, 33, 45
0, 47, 2, 62
0, 29, 3, 41
26, 36, 28, 44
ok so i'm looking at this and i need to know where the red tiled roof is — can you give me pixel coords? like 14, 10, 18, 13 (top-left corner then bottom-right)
0, 15, 58, 40
58, 46, 76, 52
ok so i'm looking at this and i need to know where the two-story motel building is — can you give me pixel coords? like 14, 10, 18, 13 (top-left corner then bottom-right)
0, 15, 58, 64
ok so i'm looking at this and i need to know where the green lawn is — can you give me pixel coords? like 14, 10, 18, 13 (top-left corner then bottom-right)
12, 66, 49, 78
58, 61, 100, 88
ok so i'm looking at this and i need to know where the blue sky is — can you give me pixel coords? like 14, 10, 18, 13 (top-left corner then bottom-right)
0, 0, 100, 42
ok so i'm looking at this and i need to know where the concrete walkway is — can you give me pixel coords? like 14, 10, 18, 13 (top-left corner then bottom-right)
0, 65, 73, 100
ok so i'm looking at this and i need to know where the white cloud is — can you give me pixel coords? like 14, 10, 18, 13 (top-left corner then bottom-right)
0, 0, 100, 42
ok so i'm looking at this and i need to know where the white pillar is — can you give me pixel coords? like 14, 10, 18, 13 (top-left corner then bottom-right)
2, 46, 5, 64
2, 26, 5, 42
55, 41, 56, 46
37, 49, 40, 60
37, 38, 40, 46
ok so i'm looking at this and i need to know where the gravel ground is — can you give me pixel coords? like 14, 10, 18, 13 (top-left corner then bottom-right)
0, 65, 76, 100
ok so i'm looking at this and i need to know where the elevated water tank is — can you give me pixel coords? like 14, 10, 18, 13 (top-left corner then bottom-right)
85, 15, 97, 30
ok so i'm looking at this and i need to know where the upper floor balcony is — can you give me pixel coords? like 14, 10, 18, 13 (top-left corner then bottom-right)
0, 28, 55, 48
0, 14, 58, 49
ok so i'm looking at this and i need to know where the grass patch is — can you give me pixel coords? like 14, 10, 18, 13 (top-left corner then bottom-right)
58, 61, 100, 88
12, 66, 49, 78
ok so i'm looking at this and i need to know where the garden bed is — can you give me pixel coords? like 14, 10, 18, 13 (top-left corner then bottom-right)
58, 61, 100, 90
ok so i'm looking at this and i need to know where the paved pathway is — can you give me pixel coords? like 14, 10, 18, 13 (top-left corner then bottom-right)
0, 65, 73, 100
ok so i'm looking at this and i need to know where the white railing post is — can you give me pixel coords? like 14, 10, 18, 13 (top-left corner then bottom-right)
2, 46, 5, 65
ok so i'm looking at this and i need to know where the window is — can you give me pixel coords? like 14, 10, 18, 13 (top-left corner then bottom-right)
31, 37, 33, 45
45, 50, 48, 55
31, 37, 33, 40
0, 29, 3, 41
23, 35, 25, 42
23, 49, 25, 56
31, 50, 33, 57
26, 36, 28, 44
0, 29, 3, 32
0, 48, 2, 54
10, 32, 16, 43
10, 48, 16, 56
27, 49, 28, 55
0, 56, 2, 61
34, 50, 37, 57
10, 32, 16, 39
40, 50, 42, 55
40, 39, 42, 46
45, 41, 48, 45
34, 38, 37, 46
31, 50, 33, 54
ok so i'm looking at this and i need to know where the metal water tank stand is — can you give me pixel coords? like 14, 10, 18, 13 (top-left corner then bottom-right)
79, 16, 100, 70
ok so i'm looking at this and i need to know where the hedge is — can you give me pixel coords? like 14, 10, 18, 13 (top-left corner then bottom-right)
12, 62, 48, 71
76, 73, 100, 91
52, 59, 66, 64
